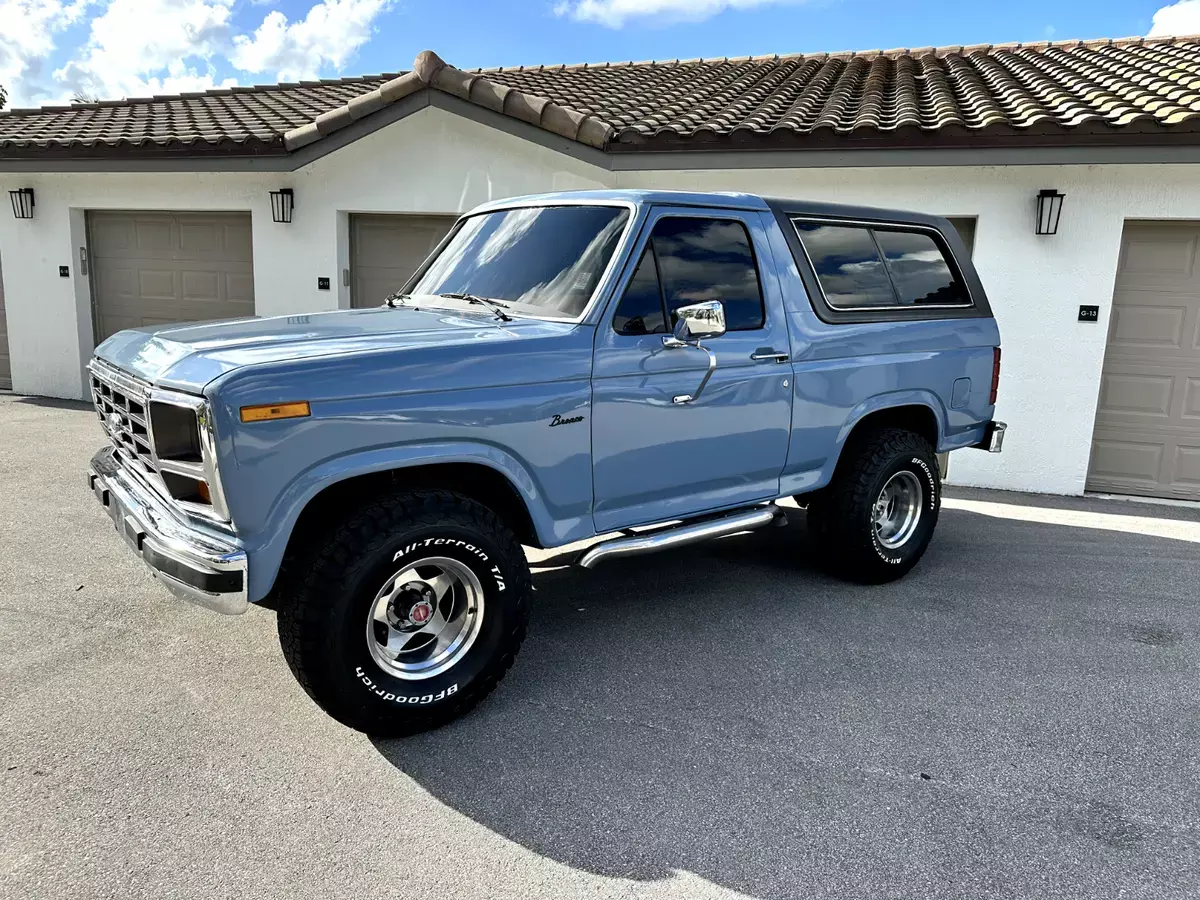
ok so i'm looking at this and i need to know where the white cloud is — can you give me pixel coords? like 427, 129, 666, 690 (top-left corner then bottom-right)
53, 0, 236, 100
0, 0, 92, 106
1148, 0, 1200, 36
230, 0, 390, 81
1, 0, 390, 106
555, 0, 799, 27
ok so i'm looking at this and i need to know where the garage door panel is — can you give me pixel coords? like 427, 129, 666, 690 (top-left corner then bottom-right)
350, 214, 457, 309
138, 269, 178, 300
354, 273, 404, 309
181, 270, 222, 302
1088, 221, 1200, 500
1096, 372, 1174, 418
1117, 228, 1199, 290
1176, 445, 1200, 485
1184, 378, 1200, 420
1089, 438, 1164, 484
132, 219, 174, 254
178, 222, 220, 254
225, 273, 255, 306
89, 211, 254, 344
1109, 302, 1187, 349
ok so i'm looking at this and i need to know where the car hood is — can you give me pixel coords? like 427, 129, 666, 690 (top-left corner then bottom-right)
94, 304, 553, 394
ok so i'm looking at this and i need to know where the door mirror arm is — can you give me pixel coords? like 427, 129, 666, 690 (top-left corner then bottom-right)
662, 300, 726, 404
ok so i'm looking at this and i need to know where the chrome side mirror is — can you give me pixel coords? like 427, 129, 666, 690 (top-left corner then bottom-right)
670, 300, 727, 343
662, 300, 726, 404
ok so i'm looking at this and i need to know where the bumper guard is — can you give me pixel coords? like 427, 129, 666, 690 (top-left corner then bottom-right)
88, 447, 248, 615
976, 421, 1007, 453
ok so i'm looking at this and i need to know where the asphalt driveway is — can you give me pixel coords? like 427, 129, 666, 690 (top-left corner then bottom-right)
2, 393, 1200, 900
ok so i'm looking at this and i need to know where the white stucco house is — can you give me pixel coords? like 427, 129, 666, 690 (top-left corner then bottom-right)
2, 37, 1200, 503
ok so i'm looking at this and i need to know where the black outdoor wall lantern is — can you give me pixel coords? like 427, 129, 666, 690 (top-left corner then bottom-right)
1035, 189, 1065, 235
9, 188, 34, 219
270, 188, 295, 224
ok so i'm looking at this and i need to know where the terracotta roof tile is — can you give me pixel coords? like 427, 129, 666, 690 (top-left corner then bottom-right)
5, 36, 1200, 159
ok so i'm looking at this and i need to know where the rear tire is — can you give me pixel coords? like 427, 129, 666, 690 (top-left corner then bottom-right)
277, 490, 531, 737
804, 428, 940, 584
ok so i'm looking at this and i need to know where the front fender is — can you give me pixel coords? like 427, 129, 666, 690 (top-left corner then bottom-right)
242, 441, 587, 603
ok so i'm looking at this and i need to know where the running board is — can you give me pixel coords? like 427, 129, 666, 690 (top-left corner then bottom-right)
578, 506, 785, 569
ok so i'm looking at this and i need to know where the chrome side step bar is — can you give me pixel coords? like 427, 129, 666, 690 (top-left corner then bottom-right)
578, 505, 785, 569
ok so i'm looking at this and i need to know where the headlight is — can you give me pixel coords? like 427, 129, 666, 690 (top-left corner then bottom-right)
148, 389, 231, 523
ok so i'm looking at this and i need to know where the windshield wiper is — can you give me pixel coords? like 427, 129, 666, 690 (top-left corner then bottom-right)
384, 291, 413, 309
437, 292, 513, 323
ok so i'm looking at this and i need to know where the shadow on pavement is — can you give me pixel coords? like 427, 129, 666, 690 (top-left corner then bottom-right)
373, 510, 1200, 899
10, 395, 94, 412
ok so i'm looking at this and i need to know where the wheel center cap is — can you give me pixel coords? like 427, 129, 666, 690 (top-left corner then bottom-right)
409, 599, 434, 625
391, 582, 437, 627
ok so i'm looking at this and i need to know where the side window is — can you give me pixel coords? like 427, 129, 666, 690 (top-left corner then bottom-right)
613, 247, 667, 335
793, 223, 897, 309
874, 230, 970, 306
613, 217, 766, 334
651, 217, 765, 331
794, 221, 973, 311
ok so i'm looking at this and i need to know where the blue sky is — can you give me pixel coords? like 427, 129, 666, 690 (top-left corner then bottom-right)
1, 0, 1197, 109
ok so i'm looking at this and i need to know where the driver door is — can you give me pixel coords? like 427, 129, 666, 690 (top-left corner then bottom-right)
590, 207, 794, 533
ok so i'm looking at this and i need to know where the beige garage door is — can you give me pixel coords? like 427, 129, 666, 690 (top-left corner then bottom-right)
0, 250, 10, 390
88, 211, 254, 343
350, 214, 457, 309
1087, 222, 1200, 500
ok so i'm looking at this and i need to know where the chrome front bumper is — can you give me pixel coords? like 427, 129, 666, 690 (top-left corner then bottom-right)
88, 446, 249, 615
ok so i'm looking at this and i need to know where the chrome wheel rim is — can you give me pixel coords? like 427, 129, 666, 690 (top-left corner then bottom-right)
873, 471, 924, 550
365, 556, 485, 681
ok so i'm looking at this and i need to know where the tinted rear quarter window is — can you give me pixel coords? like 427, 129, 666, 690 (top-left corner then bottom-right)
874, 230, 970, 306
792, 223, 896, 308
793, 220, 971, 312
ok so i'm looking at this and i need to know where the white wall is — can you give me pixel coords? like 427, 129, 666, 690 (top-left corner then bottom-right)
2, 103, 1200, 497
618, 164, 1200, 495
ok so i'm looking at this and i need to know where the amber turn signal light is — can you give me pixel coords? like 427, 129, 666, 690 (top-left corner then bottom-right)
196, 481, 211, 504
240, 401, 311, 423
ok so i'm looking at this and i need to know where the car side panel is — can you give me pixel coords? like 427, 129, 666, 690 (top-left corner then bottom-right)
761, 215, 1001, 497
204, 327, 597, 603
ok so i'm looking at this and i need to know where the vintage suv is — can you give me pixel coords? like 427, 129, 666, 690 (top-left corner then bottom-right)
86, 190, 1004, 735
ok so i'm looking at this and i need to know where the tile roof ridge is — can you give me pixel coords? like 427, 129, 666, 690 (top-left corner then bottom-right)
462, 33, 1200, 72
0, 72, 405, 117
283, 50, 615, 153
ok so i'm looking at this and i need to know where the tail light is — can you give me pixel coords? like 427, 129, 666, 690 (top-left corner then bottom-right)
989, 347, 1001, 406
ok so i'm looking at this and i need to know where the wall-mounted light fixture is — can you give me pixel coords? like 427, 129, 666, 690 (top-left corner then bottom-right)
269, 188, 295, 224
1035, 189, 1065, 235
9, 188, 34, 220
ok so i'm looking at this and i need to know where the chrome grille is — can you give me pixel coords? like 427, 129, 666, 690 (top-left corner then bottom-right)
90, 362, 157, 476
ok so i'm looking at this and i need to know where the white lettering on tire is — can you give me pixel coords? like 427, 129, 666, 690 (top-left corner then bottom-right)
909, 456, 939, 510
394, 539, 489, 563
355, 667, 458, 704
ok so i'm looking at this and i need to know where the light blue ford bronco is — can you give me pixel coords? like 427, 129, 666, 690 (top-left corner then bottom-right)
86, 190, 1005, 735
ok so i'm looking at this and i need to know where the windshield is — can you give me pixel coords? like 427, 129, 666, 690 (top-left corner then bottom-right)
408, 204, 631, 319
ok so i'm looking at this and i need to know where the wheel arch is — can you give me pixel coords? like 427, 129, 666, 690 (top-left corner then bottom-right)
248, 444, 558, 604
826, 393, 945, 484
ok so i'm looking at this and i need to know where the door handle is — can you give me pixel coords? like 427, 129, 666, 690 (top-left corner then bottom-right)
750, 350, 789, 363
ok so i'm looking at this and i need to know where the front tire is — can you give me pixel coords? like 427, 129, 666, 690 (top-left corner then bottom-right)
804, 428, 941, 584
277, 490, 531, 737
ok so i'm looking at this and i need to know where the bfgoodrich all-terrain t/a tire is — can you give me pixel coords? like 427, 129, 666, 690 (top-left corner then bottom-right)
277, 490, 531, 737
805, 428, 941, 585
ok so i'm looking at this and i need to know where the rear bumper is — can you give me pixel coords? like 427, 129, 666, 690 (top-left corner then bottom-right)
87, 446, 249, 615
975, 421, 1007, 453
